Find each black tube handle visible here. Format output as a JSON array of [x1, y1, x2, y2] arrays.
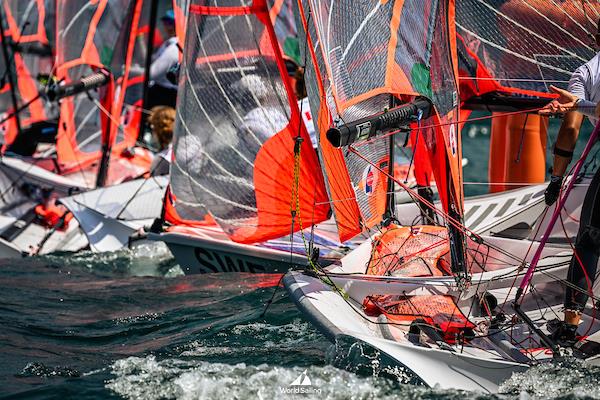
[[326, 97, 432, 148], [46, 70, 110, 101], [10, 42, 52, 57]]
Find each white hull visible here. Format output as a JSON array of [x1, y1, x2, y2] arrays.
[[0, 157, 90, 256], [396, 176, 585, 240], [149, 221, 345, 274], [283, 270, 528, 392], [150, 230, 310, 274], [279, 176, 597, 392], [60, 176, 168, 252], [151, 179, 583, 275]]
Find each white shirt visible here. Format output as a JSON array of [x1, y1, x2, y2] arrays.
[[568, 51, 600, 126], [150, 37, 179, 90], [150, 144, 172, 176]]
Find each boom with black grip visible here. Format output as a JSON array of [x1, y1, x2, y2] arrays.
[[326, 97, 432, 148], [10, 42, 52, 57], [46, 70, 110, 101]]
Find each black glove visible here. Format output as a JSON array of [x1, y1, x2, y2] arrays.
[[166, 63, 180, 86], [545, 175, 563, 206]]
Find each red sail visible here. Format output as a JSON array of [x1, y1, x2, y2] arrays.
[[0, 0, 54, 149], [456, 0, 600, 102], [55, 0, 151, 183]]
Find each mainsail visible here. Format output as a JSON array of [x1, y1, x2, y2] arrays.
[[168, 0, 330, 244], [0, 0, 55, 148], [297, 0, 462, 242], [456, 0, 600, 104], [55, 0, 151, 184]]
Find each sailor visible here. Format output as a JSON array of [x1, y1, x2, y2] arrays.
[[539, 21, 600, 344], [146, 10, 179, 109], [148, 106, 175, 176]]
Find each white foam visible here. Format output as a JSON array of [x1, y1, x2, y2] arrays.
[[41, 242, 177, 277], [105, 355, 443, 400], [499, 358, 600, 399]]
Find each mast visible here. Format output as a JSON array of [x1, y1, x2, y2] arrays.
[[95, 70, 114, 188], [384, 96, 396, 221], [447, 198, 468, 278], [137, 0, 159, 140], [0, 5, 22, 137], [95, 132, 111, 187]]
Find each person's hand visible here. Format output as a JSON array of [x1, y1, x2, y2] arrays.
[[545, 175, 563, 206], [539, 85, 579, 115]]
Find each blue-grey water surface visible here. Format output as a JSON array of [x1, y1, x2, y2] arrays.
[[2, 117, 600, 399]]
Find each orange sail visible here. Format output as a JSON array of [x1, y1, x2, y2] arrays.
[[0, 0, 55, 148], [54, 0, 151, 183], [172, 0, 190, 52], [297, 0, 463, 240], [456, 0, 600, 104], [166, 0, 330, 244]]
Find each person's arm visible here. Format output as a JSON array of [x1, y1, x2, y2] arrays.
[[552, 111, 584, 176], [541, 110, 584, 205], [540, 66, 589, 205], [547, 68, 590, 176]]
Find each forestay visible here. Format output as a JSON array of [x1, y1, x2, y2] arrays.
[[168, 0, 329, 244]]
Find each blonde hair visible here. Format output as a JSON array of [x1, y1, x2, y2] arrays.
[[149, 106, 175, 150]]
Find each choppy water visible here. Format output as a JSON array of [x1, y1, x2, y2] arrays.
[[2, 242, 600, 399], [3, 128, 600, 399]]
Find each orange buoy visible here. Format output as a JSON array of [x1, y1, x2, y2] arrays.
[[489, 114, 508, 193], [489, 113, 547, 193]]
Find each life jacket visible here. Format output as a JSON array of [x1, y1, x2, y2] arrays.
[[35, 203, 72, 231]]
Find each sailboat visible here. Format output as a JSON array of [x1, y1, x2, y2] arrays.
[[57, 0, 178, 253], [140, 0, 364, 273], [284, 0, 600, 393], [0, 0, 156, 256], [142, 0, 572, 274]]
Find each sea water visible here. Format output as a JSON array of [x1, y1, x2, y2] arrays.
[[1, 118, 600, 399]]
